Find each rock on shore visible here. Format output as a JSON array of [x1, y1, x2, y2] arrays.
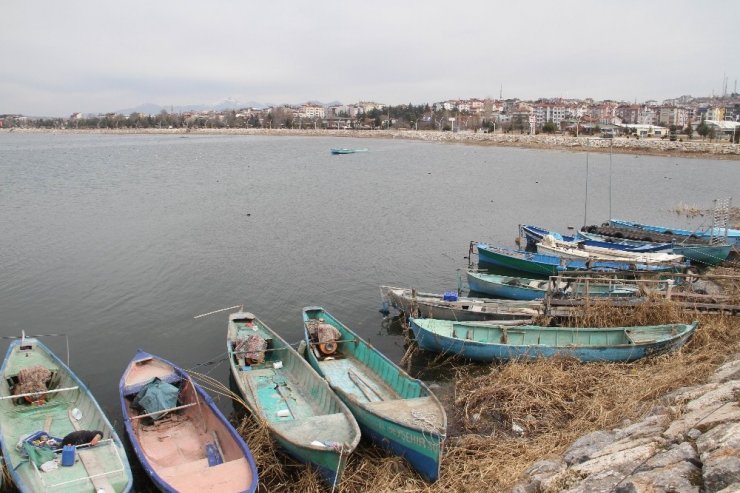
[[511, 355, 740, 492]]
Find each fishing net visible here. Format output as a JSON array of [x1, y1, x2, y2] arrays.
[[14, 365, 52, 401], [235, 334, 267, 364]]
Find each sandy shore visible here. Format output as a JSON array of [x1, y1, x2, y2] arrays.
[[3, 127, 739, 160]]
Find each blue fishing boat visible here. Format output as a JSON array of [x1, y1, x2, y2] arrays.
[[466, 271, 640, 301], [1, 335, 133, 493], [120, 351, 258, 493], [409, 318, 698, 363], [303, 306, 446, 482], [610, 219, 740, 247], [330, 148, 368, 155], [521, 224, 670, 253], [475, 243, 684, 278], [226, 311, 360, 486]]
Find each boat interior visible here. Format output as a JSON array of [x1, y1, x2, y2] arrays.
[[304, 309, 445, 432], [123, 356, 252, 492], [228, 317, 356, 446], [1, 340, 130, 492]]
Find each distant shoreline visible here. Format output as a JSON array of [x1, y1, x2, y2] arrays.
[[3, 127, 739, 160]]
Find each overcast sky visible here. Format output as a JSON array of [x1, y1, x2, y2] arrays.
[[2, 1, 739, 117]]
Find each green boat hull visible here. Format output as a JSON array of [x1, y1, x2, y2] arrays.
[[302, 306, 446, 482]]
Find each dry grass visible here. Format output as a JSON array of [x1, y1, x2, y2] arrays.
[[235, 300, 739, 493]]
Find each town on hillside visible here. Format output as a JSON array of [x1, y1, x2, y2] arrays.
[[2, 94, 739, 142]]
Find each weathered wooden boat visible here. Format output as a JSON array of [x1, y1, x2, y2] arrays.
[[330, 148, 368, 155], [521, 224, 670, 253], [302, 306, 447, 482], [536, 235, 686, 265], [380, 285, 542, 322], [408, 318, 698, 363], [609, 219, 740, 247], [227, 310, 360, 486], [475, 243, 684, 277], [0, 335, 133, 493], [120, 350, 258, 493], [579, 228, 732, 266], [466, 271, 640, 301]]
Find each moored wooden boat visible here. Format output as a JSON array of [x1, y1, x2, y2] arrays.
[[475, 243, 683, 277], [536, 235, 686, 264], [302, 306, 447, 482], [610, 218, 740, 246], [578, 229, 732, 267], [226, 310, 360, 486], [380, 285, 542, 322], [522, 224, 671, 252], [466, 271, 640, 301], [409, 318, 698, 363], [0, 335, 133, 493], [120, 350, 258, 493]]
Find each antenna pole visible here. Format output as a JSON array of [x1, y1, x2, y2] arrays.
[[583, 146, 590, 228]]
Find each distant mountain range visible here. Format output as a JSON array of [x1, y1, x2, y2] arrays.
[[114, 98, 344, 115]]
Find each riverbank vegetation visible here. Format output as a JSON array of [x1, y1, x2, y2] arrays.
[[227, 287, 739, 492]]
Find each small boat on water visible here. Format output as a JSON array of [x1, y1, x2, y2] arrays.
[[0, 335, 133, 493], [330, 148, 368, 155], [409, 318, 698, 363], [475, 243, 683, 277], [466, 271, 640, 301], [609, 218, 740, 247], [226, 310, 360, 486], [380, 285, 542, 322], [120, 350, 258, 493], [303, 306, 447, 482]]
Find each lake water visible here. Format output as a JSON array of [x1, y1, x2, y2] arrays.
[[1, 132, 737, 483]]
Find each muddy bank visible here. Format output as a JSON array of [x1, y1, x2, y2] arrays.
[[4, 128, 739, 160]]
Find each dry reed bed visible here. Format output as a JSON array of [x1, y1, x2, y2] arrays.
[[235, 300, 739, 493]]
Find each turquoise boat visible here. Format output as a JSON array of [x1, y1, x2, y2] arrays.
[[302, 306, 447, 482], [409, 318, 698, 363], [0, 336, 133, 493], [466, 271, 640, 301], [227, 310, 360, 486], [609, 219, 740, 247], [330, 148, 368, 155]]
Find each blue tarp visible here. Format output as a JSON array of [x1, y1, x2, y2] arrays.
[[132, 377, 179, 420]]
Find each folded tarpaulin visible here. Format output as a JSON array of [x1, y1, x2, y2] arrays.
[[132, 377, 179, 420]]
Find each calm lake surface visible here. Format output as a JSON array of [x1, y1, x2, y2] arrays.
[[1, 132, 737, 448]]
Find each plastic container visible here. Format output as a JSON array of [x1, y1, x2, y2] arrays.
[[443, 291, 458, 302], [61, 445, 76, 467]]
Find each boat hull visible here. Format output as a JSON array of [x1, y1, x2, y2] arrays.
[[466, 271, 546, 300], [610, 219, 740, 246], [120, 351, 258, 493], [409, 319, 698, 363], [0, 338, 133, 493], [226, 312, 359, 487], [303, 306, 446, 482], [380, 286, 541, 322]]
